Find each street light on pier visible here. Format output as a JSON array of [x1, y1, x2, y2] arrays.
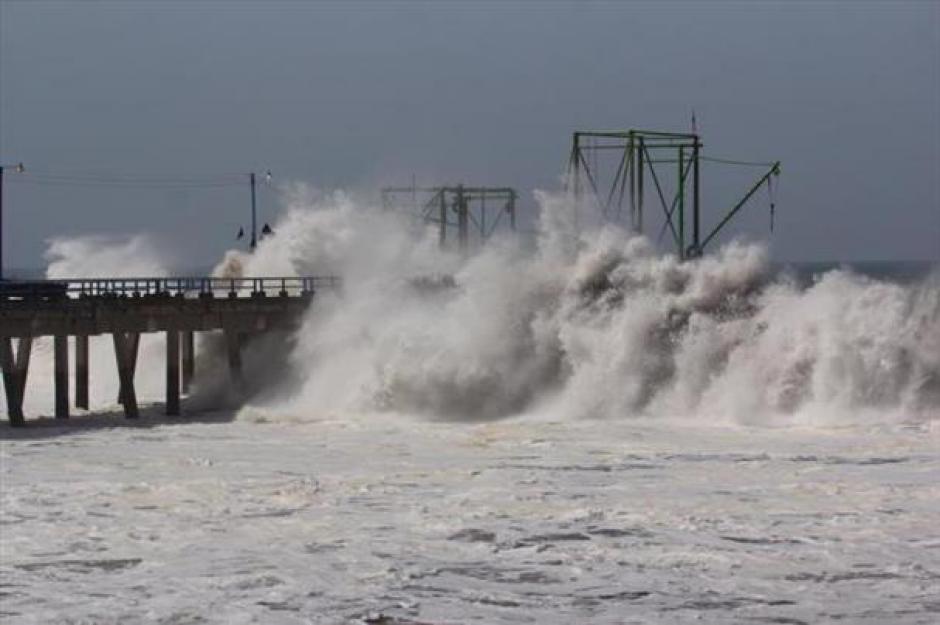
[[239, 170, 273, 251]]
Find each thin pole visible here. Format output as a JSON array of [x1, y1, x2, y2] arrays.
[[692, 138, 700, 255], [249, 172, 257, 250], [678, 146, 685, 259], [572, 133, 581, 199], [618, 147, 631, 221], [629, 133, 636, 231], [699, 162, 780, 251], [637, 136, 645, 234]]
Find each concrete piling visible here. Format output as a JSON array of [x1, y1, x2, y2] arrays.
[[181, 330, 195, 392], [113, 332, 140, 419], [166, 329, 180, 416], [75, 334, 89, 409], [1, 337, 31, 426], [117, 333, 140, 406], [54, 334, 69, 419]]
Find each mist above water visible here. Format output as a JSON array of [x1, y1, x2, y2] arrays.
[[21, 187, 940, 427], [215, 188, 940, 426]]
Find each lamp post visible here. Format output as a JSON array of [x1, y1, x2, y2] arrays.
[[247, 170, 272, 251], [249, 172, 257, 250], [0, 162, 25, 281]]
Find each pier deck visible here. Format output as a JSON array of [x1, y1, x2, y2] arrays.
[[1, 276, 338, 426]]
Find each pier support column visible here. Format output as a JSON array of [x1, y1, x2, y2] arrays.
[[113, 332, 139, 419], [166, 329, 180, 416], [1, 338, 20, 425], [181, 331, 195, 392], [75, 335, 89, 410], [117, 333, 140, 406], [54, 334, 69, 419], [225, 330, 244, 386], [1, 336, 32, 426]]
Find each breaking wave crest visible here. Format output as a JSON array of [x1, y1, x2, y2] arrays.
[[24, 188, 939, 426], [216, 189, 939, 426]]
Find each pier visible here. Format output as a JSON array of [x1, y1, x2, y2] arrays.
[[1, 276, 338, 426]]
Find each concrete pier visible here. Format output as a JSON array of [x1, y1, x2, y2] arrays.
[[1, 276, 337, 426]]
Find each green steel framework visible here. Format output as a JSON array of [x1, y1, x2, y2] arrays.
[[382, 185, 517, 252], [565, 130, 780, 259]]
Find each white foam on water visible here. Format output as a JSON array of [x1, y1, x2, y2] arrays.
[[2, 415, 938, 624]]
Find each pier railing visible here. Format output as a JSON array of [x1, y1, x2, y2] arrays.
[[0, 276, 340, 301]]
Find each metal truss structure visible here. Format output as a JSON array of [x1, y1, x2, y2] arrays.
[[565, 129, 780, 259], [382, 185, 517, 252]]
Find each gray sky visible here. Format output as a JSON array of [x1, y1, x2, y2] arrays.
[[1, 0, 938, 272]]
